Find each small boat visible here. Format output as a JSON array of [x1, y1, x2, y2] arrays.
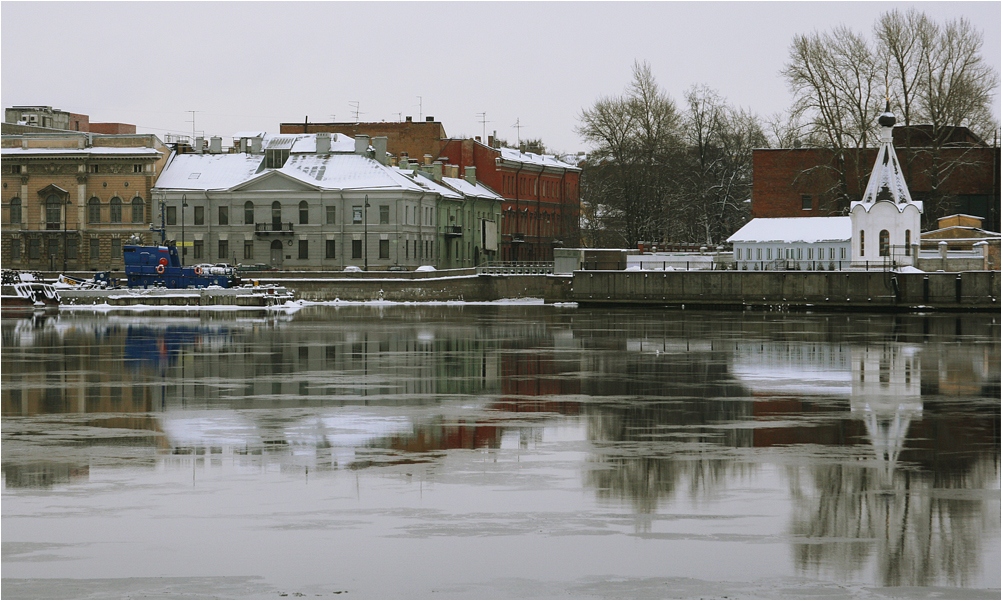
[[1, 270, 60, 317]]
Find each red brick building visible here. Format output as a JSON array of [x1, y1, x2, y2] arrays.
[[279, 117, 446, 165], [752, 128, 1000, 232], [440, 138, 581, 262]]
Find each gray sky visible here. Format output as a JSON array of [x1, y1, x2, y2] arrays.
[[2, 1, 999, 153]]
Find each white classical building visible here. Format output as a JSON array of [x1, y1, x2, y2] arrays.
[[849, 106, 923, 267], [728, 216, 851, 270]]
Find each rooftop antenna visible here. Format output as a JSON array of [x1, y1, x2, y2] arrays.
[[330, 114, 336, 122], [476, 112, 491, 142], [186, 110, 199, 141], [417, 96, 423, 121], [512, 118, 524, 147], [349, 101, 363, 122]]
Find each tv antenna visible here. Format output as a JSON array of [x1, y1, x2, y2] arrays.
[[476, 112, 492, 142], [349, 101, 363, 122], [416, 96, 423, 121], [512, 118, 525, 146], [186, 110, 200, 141]]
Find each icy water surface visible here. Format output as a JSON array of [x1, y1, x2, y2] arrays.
[[2, 306, 999, 599]]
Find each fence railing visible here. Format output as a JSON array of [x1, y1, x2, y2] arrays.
[[477, 261, 554, 275]]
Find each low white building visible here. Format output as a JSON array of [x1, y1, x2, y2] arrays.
[[728, 216, 851, 270]]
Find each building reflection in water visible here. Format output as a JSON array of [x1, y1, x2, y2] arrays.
[[1, 309, 997, 587]]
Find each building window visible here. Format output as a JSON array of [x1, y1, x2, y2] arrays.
[[194, 206, 204, 225], [829, 247, 835, 259], [352, 239, 362, 258], [133, 164, 143, 173], [10, 165, 21, 174], [735, 248, 741, 260], [797, 247, 803, 260], [11, 238, 21, 260], [9, 197, 22, 224], [766, 248, 772, 260], [298, 239, 309, 259], [326, 206, 336, 225], [801, 194, 812, 210], [756, 248, 761, 260], [299, 201, 309, 225], [47, 195, 63, 228], [131, 197, 145, 223], [218, 239, 229, 261], [379, 205, 389, 224], [807, 247, 813, 260], [244, 201, 254, 225], [218, 205, 228, 226], [244, 240, 254, 260], [905, 230, 911, 256], [86, 197, 100, 224], [379, 239, 389, 259], [352, 206, 363, 224], [860, 230, 865, 256], [111, 238, 121, 259], [28, 238, 40, 259], [840, 247, 846, 260], [271, 202, 282, 230], [879, 230, 890, 257], [90, 238, 100, 261], [166, 205, 177, 225], [193, 240, 203, 259], [89, 164, 99, 174], [325, 239, 336, 259], [66, 238, 78, 259]]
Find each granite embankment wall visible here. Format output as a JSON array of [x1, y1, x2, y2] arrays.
[[570, 270, 1000, 311], [252, 273, 571, 302], [198, 269, 1000, 311]]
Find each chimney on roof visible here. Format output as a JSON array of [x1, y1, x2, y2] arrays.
[[372, 136, 388, 165], [400, 157, 410, 170], [406, 116, 413, 123], [251, 136, 262, 154], [432, 161, 443, 182], [423, 154, 433, 165], [316, 132, 331, 154], [426, 116, 434, 122], [487, 135, 494, 148], [195, 136, 204, 154], [465, 166, 476, 185], [209, 136, 222, 154], [355, 134, 370, 156], [475, 136, 481, 143]]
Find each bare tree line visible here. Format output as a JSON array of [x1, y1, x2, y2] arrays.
[[578, 9, 998, 246]]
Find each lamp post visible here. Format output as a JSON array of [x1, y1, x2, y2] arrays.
[[62, 197, 71, 272], [181, 194, 188, 266], [363, 194, 370, 271]]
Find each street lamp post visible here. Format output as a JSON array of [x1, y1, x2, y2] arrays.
[[62, 198, 71, 272], [181, 194, 188, 266], [363, 194, 370, 271]]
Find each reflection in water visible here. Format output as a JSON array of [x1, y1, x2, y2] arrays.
[[2, 308, 998, 589]]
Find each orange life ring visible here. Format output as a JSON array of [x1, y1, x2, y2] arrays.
[[194, 266, 203, 276], [155, 264, 165, 275], [159, 257, 168, 266]]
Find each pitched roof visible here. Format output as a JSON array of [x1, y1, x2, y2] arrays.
[[727, 217, 851, 244]]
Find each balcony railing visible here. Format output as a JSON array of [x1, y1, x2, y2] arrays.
[[510, 232, 525, 243], [255, 222, 294, 235], [444, 225, 463, 237]]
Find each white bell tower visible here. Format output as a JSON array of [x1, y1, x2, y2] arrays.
[[850, 103, 923, 267]]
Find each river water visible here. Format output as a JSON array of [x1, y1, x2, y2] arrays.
[[2, 305, 999, 599]]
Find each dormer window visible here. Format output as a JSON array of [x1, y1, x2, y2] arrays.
[[266, 149, 290, 169]]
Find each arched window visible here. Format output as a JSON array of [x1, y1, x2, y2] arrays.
[[859, 230, 865, 256], [110, 197, 122, 223], [9, 197, 21, 224], [244, 201, 255, 225], [271, 201, 282, 231], [904, 230, 911, 256], [131, 197, 145, 223], [299, 200, 309, 225], [88, 197, 101, 223], [46, 195, 62, 228], [879, 230, 890, 257]]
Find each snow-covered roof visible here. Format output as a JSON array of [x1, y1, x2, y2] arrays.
[[1, 146, 161, 157], [498, 147, 581, 171], [395, 169, 462, 199], [232, 131, 266, 140], [727, 217, 851, 244], [442, 176, 502, 200], [154, 152, 265, 190], [281, 154, 424, 192], [290, 133, 355, 154]]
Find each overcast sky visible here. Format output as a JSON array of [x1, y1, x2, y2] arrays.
[[2, 1, 999, 153]]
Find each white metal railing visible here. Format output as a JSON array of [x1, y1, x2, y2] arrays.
[[477, 261, 554, 275]]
